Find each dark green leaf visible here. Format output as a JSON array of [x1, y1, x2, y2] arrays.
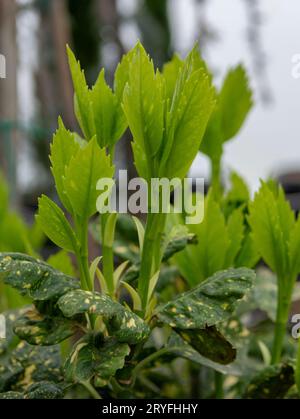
[[162, 226, 197, 262], [25, 381, 64, 399], [106, 308, 149, 345], [65, 335, 130, 382], [58, 289, 121, 317], [156, 268, 255, 329], [0, 308, 26, 355], [167, 329, 253, 376], [58, 289, 150, 344], [244, 363, 295, 399], [13, 308, 76, 345], [0, 253, 79, 301], [176, 326, 236, 365], [0, 391, 24, 399], [0, 341, 62, 392], [0, 360, 23, 392]]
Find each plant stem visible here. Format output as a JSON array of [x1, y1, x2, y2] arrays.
[[137, 214, 155, 310], [80, 381, 102, 399], [271, 280, 293, 364], [214, 371, 224, 399], [75, 218, 91, 291], [101, 212, 115, 296], [271, 319, 287, 365], [74, 217, 96, 329], [102, 243, 114, 294], [132, 347, 171, 378], [138, 211, 166, 313], [110, 377, 126, 395]]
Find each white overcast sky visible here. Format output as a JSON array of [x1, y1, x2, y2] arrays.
[[169, 0, 300, 191]]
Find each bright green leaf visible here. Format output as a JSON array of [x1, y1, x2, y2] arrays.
[[248, 181, 294, 279], [67, 46, 95, 139], [161, 48, 215, 179], [50, 117, 82, 213], [224, 208, 245, 267], [47, 250, 76, 277], [219, 65, 253, 142], [36, 195, 77, 253], [123, 42, 164, 161], [91, 70, 126, 148], [64, 137, 114, 219], [162, 54, 184, 102]]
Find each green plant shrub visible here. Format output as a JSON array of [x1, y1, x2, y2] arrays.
[[0, 43, 299, 399]]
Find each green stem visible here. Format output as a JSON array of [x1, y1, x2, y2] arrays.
[[271, 280, 293, 364], [214, 371, 224, 399], [137, 214, 155, 310], [132, 347, 171, 378], [296, 336, 300, 395], [74, 217, 96, 329], [80, 381, 102, 399], [101, 213, 115, 297], [75, 218, 91, 291], [138, 212, 166, 313], [110, 377, 126, 395]]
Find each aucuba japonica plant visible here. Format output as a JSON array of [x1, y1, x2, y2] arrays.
[[0, 42, 299, 400]]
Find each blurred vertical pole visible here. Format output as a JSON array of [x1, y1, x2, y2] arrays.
[[98, 0, 124, 59], [50, 0, 76, 129], [0, 0, 18, 204], [139, 0, 172, 66], [36, 0, 76, 133], [97, 0, 136, 180], [67, 0, 100, 84]]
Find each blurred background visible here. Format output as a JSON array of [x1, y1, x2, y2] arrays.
[[1, 0, 300, 216]]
